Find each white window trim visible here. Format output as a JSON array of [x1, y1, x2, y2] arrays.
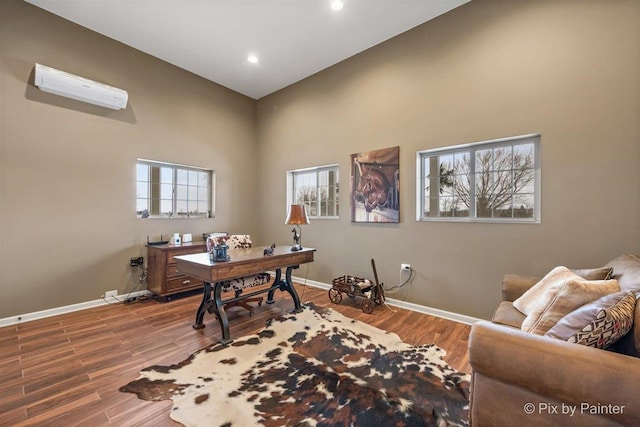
[[137, 158, 215, 219], [286, 164, 339, 219], [415, 134, 541, 223]]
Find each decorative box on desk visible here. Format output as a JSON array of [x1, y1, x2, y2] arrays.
[[147, 242, 207, 300]]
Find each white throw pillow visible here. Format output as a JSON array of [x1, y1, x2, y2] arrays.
[[521, 278, 620, 335], [513, 266, 582, 315]]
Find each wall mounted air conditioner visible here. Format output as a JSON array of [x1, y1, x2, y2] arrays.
[[34, 63, 128, 110]]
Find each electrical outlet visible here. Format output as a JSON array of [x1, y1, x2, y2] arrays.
[[105, 290, 117, 298], [130, 256, 144, 267], [401, 264, 411, 271]]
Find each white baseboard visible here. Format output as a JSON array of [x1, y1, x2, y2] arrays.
[[295, 276, 481, 325], [0, 290, 153, 328], [0, 277, 481, 328]]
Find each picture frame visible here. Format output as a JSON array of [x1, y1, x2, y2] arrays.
[[350, 146, 400, 223]]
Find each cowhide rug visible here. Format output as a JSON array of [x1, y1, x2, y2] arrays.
[[120, 303, 470, 427]]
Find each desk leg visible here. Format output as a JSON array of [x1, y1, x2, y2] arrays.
[[266, 267, 302, 312], [192, 281, 211, 329], [212, 282, 233, 345], [284, 265, 303, 312], [266, 269, 282, 305]]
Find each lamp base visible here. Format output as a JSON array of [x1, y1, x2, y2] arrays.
[[291, 244, 302, 252]]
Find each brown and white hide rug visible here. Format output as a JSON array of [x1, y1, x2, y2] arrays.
[[120, 303, 470, 427]]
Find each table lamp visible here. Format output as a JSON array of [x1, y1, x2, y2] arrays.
[[285, 204, 310, 251]]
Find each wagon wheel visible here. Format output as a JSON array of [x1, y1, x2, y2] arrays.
[[328, 288, 342, 304], [361, 299, 374, 314], [372, 287, 384, 305]]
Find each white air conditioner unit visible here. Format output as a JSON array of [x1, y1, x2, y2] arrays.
[[34, 63, 128, 110]]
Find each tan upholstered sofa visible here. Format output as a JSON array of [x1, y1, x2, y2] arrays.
[[468, 254, 640, 426]]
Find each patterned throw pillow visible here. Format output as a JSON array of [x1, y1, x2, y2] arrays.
[[546, 291, 637, 349]]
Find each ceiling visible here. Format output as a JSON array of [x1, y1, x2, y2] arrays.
[[25, 0, 470, 99]]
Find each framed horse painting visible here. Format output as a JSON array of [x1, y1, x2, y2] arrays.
[[350, 146, 399, 223]]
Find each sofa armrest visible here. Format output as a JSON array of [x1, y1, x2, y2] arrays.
[[469, 321, 640, 425], [501, 274, 539, 302]]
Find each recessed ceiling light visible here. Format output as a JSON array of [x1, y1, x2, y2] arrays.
[[247, 54, 259, 64], [330, 1, 344, 11]]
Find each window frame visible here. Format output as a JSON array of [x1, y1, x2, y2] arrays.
[[136, 158, 215, 219], [286, 164, 339, 219], [416, 134, 541, 223]]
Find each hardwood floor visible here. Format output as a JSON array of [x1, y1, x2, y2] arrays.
[[0, 284, 471, 426]]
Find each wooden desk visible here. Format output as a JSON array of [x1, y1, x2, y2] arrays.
[[175, 246, 315, 344]]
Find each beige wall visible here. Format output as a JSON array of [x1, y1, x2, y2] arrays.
[[256, 0, 640, 318], [0, 0, 258, 317], [1, 0, 639, 321]]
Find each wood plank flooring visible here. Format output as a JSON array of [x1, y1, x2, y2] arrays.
[[0, 284, 471, 426]]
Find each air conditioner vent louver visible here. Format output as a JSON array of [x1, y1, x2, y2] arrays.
[[34, 63, 128, 110]]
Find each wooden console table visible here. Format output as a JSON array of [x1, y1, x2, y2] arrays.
[[174, 246, 315, 344]]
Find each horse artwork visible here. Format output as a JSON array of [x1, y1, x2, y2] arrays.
[[350, 146, 400, 222]]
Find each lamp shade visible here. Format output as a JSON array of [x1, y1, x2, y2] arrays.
[[285, 204, 310, 225]]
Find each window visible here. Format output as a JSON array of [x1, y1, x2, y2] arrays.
[[136, 159, 214, 218], [417, 134, 540, 222], [287, 165, 339, 218]]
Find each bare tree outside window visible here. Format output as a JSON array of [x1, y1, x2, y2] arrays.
[[417, 134, 540, 222]]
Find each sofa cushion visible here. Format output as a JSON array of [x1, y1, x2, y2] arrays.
[[501, 274, 541, 302], [492, 301, 526, 328], [521, 279, 620, 335], [606, 254, 640, 292], [571, 266, 613, 281], [545, 291, 636, 349]]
